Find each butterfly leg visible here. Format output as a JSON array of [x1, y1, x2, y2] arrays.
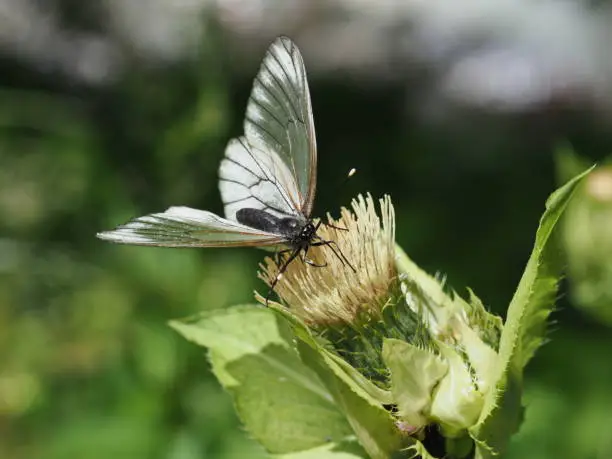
[[314, 218, 348, 232], [322, 221, 349, 232], [311, 238, 357, 273], [301, 246, 327, 268], [266, 247, 301, 306], [273, 249, 292, 268]]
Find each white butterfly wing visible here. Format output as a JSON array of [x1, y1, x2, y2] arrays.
[[219, 137, 301, 221], [96, 206, 284, 247], [219, 36, 317, 221]]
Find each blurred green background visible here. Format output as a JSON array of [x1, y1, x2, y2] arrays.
[[2, 2, 612, 458]]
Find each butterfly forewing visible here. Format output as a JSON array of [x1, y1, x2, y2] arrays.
[[242, 36, 317, 216], [97, 206, 284, 247]]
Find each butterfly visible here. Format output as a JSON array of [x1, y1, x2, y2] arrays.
[[97, 36, 354, 301]]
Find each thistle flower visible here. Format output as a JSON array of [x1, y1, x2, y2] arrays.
[[258, 192, 500, 439], [258, 193, 397, 327]]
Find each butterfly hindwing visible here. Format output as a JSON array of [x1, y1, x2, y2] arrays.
[[219, 137, 300, 221], [97, 206, 283, 247]]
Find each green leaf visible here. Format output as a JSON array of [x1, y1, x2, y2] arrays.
[[506, 166, 593, 370], [381, 338, 447, 430], [271, 304, 393, 406], [395, 246, 502, 350], [319, 346, 394, 406], [273, 438, 368, 458], [458, 323, 498, 396], [465, 287, 503, 349], [430, 342, 484, 438], [297, 341, 403, 459], [395, 245, 453, 312], [471, 370, 523, 459], [406, 439, 441, 459], [445, 435, 476, 459], [471, 167, 593, 453], [269, 304, 403, 459], [170, 305, 352, 454]]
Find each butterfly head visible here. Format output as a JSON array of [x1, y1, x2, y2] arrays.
[[277, 217, 316, 247], [299, 221, 317, 241]]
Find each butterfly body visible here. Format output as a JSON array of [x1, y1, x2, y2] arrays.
[[235, 207, 313, 247]]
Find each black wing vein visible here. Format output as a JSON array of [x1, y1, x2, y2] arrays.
[[236, 137, 294, 212]]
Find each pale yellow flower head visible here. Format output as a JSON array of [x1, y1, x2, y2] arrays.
[[257, 194, 396, 327]]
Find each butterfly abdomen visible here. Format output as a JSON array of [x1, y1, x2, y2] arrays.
[[235, 208, 305, 239]]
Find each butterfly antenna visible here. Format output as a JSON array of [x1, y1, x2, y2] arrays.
[[323, 168, 357, 232], [338, 168, 357, 193]]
